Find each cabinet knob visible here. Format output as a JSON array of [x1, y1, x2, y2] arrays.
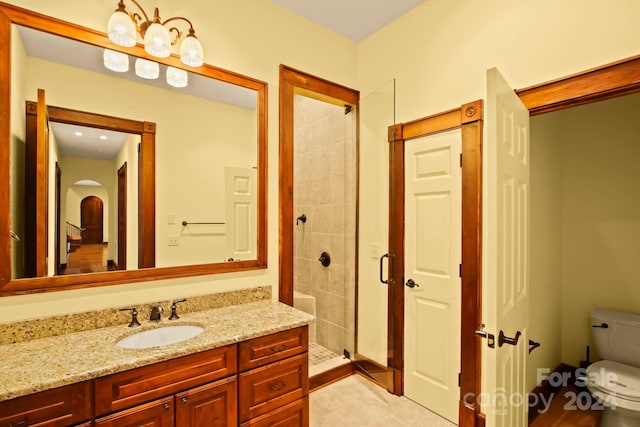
[[181, 396, 188, 405], [164, 403, 171, 412], [270, 344, 287, 353], [270, 381, 286, 392]]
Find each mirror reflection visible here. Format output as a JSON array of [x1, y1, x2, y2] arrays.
[[10, 24, 259, 280]]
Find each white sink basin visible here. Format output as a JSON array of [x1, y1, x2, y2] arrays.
[[116, 325, 204, 349]]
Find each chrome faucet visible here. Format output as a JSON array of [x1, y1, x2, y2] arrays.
[[150, 305, 164, 322]]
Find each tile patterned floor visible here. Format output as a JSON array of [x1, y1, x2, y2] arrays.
[[309, 343, 341, 366], [308, 342, 351, 377], [310, 374, 456, 426]]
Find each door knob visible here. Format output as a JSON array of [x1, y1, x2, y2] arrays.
[[405, 279, 420, 288], [474, 323, 495, 348], [498, 330, 521, 347], [528, 339, 541, 354]]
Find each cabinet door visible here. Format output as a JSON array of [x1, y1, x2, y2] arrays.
[[240, 397, 309, 427], [175, 377, 237, 426], [95, 396, 173, 427], [0, 382, 91, 427], [239, 353, 308, 422]]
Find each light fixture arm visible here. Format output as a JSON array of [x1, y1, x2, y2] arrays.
[[163, 17, 197, 45], [116, 0, 196, 42]]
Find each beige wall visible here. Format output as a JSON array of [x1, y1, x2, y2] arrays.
[[0, 0, 356, 321]]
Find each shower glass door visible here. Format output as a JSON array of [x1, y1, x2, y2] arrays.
[[355, 79, 398, 392]]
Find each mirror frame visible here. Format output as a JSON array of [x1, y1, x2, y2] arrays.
[[0, 2, 268, 295]]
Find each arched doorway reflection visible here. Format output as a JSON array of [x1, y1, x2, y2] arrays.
[[81, 195, 103, 244]]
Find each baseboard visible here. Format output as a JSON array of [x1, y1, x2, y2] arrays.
[[309, 361, 355, 392], [528, 363, 576, 423]]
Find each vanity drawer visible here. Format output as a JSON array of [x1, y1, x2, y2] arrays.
[[95, 396, 173, 427], [238, 352, 308, 422], [240, 397, 309, 427], [95, 344, 236, 415], [0, 381, 91, 427], [239, 326, 308, 370]]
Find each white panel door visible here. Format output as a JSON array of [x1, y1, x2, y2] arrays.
[[225, 166, 256, 260], [482, 68, 530, 427], [404, 129, 462, 424]]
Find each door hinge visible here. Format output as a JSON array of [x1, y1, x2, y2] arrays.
[[458, 372, 461, 387], [137, 142, 141, 152], [459, 264, 462, 278], [459, 153, 463, 167]]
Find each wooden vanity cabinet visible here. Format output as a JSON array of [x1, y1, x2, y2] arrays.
[[238, 326, 309, 426], [0, 326, 309, 427], [0, 381, 91, 427]]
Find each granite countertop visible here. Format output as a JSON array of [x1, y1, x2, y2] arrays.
[[0, 300, 314, 403]]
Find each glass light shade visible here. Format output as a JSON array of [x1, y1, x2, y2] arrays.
[[103, 49, 129, 72], [180, 35, 204, 67], [135, 58, 160, 79], [144, 23, 171, 58], [166, 66, 188, 88], [107, 10, 136, 47]]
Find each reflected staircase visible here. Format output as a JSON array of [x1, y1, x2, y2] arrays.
[[66, 221, 84, 253]]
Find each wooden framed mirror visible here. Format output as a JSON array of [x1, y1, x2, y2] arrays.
[[0, 2, 267, 295]]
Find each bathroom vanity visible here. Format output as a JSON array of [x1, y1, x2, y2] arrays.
[[0, 300, 312, 426]]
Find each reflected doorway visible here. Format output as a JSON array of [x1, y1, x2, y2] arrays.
[[81, 195, 103, 244]]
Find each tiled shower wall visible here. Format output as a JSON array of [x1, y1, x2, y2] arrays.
[[293, 95, 356, 357]]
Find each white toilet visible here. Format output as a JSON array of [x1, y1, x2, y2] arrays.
[[587, 308, 640, 427]]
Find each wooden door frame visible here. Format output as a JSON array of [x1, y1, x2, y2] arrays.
[[388, 54, 640, 427], [117, 162, 127, 270], [278, 65, 360, 306], [24, 89, 48, 277], [54, 162, 61, 275], [278, 65, 361, 388], [388, 101, 484, 420]]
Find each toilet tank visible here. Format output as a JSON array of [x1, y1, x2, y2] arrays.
[[591, 308, 640, 368]]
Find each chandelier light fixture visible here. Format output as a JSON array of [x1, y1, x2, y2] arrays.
[[135, 57, 159, 79], [104, 0, 203, 87], [103, 49, 129, 72], [107, 0, 204, 66], [166, 66, 188, 88]]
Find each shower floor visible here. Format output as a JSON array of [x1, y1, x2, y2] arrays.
[[309, 342, 350, 377]]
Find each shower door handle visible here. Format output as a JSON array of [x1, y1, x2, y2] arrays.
[[379, 253, 394, 285]]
